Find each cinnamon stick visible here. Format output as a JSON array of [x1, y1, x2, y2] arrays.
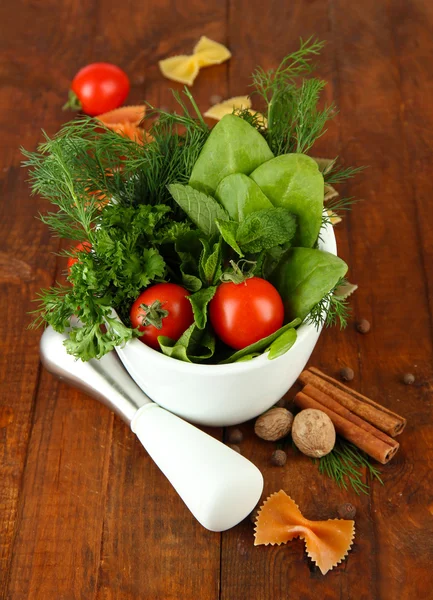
[[294, 390, 399, 464], [299, 367, 406, 437]]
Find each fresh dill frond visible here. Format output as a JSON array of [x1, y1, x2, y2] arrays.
[[250, 38, 334, 155], [324, 164, 366, 185], [251, 36, 325, 104], [315, 438, 383, 494], [306, 277, 350, 330]]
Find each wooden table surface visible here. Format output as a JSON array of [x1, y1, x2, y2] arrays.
[[1, 1, 433, 598]]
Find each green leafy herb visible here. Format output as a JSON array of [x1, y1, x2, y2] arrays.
[[220, 318, 301, 364], [251, 37, 335, 155], [168, 183, 228, 236], [306, 276, 350, 329], [199, 238, 223, 285], [267, 327, 297, 359], [188, 286, 217, 329], [158, 324, 215, 362], [216, 208, 296, 256], [315, 438, 383, 494]]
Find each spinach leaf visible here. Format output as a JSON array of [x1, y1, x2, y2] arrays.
[[268, 327, 297, 360], [219, 318, 301, 364], [158, 324, 215, 362], [168, 183, 228, 237], [236, 208, 297, 253], [188, 286, 217, 329]]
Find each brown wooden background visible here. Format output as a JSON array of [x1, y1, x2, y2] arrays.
[[1, 0, 433, 598]]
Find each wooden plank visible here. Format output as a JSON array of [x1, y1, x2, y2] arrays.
[[220, 2, 378, 599], [0, 0, 97, 595], [330, 0, 433, 598], [92, 3, 228, 598], [4, 0, 227, 597]]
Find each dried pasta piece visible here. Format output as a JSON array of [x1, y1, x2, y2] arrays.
[[204, 96, 251, 120], [324, 183, 339, 203], [254, 490, 355, 575], [311, 156, 337, 175], [159, 55, 200, 86], [327, 209, 342, 225], [97, 105, 152, 144], [334, 281, 358, 299], [193, 36, 232, 66]]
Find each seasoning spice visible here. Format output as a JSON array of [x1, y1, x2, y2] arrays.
[[337, 503, 356, 520], [227, 428, 243, 444], [254, 408, 294, 441], [340, 367, 354, 381], [403, 373, 415, 385], [292, 409, 336, 458], [299, 367, 407, 437], [356, 319, 371, 334], [271, 449, 287, 466], [228, 444, 241, 454], [295, 367, 406, 464]]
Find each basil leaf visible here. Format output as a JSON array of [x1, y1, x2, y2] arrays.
[[168, 183, 228, 237], [215, 219, 243, 256], [158, 324, 215, 363], [268, 328, 297, 360], [181, 271, 202, 292], [219, 318, 302, 364], [188, 286, 217, 329], [236, 208, 297, 254], [235, 353, 261, 362]]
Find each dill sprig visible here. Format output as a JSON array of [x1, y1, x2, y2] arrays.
[[251, 37, 335, 155], [315, 438, 383, 494], [306, 277, 350, 330], [324, 164, 366, 185]]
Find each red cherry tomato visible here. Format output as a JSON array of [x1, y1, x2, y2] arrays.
[[67, 241, 92, 274], [130, 283, 194, 351], [209, 277, 284, 350], [68, 63, 130, 116]]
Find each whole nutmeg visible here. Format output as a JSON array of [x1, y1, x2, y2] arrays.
[[292, 409, 336, 458], [337, 503, 356, 520], [271, 449, 287, 466], [254, 408, 294, 441]]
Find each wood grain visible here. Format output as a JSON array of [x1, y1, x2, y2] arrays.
[[1, 0, 433, 598]]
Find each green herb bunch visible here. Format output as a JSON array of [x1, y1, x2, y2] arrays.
[[26, 38, 361, 362]]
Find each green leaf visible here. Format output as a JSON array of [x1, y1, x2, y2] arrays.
[[189, 114, 274, 195], [167, 183, 228, 237], [188, 286, 217, 329], [271, 247, 348, 321], [158, 324, 215, 362], [236, 207, 297, 253], [250, 154, 324, 248], [215, 173, 273, 221], [215, 219, 243, 256], [235, 353, 261, 362], [181, 271, 202, 292], [199, 238, 222, 285], [219, 318, 301, 364], [268, 327, 297, 360]]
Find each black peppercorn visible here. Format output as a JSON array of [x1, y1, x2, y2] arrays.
[[340, 367, 354, 381], [337, 503, 356, 520], [356, 319, 371, 334], [228, 444, 241, 454], [271, 449, 287, 466], [227, 428, 243, 444], [403, 373, 415, 385]]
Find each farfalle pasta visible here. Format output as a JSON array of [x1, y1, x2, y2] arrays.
[[254, 490, 355, 575], [97, 105, 151, 143], [159, 36, 231, 86]]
